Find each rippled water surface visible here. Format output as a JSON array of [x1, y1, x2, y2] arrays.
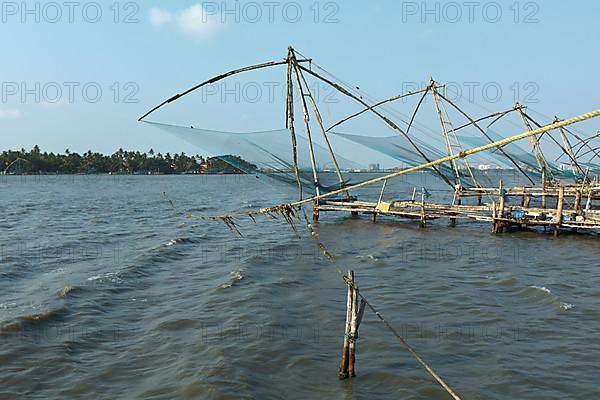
[[1, 174, 599, 399]]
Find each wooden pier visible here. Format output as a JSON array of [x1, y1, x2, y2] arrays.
[[316, 181, 600, 236]]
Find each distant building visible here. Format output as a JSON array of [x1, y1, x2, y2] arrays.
[[558, 163, 573, 172], [477, 164, 501, 171], [368, 163, 381, 172]]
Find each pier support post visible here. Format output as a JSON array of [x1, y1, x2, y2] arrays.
[[554, 186, 564, 237], [524, 188, 531, 208], [420, 189, 426, 228], [494, 180, 505, 233], [574, 190, 582, 213]]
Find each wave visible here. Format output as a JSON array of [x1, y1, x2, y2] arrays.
[[356, 254, 380, 262], [219, 270, 244, 289], [87, 272, 123, 284], [530, 285, 551, 294], [57, 285, 83, 299], [526, 285, 574, 311], [1, 304, 68, 333]]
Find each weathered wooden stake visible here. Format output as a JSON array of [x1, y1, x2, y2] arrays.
[[339, 270, 353, 379], [554, 186, 564, 237], [420, 188, 426, 228], [574, 190, 582, 213], [494, 179, 505, 233], [541, 171, 547, 209], [524, 188, 531, 208], [348, 283, 359, 377], [339, 270, 365, 379]]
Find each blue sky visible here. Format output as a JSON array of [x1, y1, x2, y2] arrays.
[[1, 0, 599, 156]]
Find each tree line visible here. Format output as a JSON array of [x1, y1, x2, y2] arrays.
[[1, 146, 257, 174]]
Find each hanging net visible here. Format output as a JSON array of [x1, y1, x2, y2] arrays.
[[145, 122, 366, 195]]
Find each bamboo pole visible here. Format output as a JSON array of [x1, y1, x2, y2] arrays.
[[405, 85, 431, 136], [554, 186, 565, 237], [339, 270, 354, 379], [524, 113, 586, 180], [496, 179, 505, 233], [432, 83, 480, 188], [293, 53, 347, 192], [585, 190, 592, 213], [139, 58, 311, 121], [348, 282, 359, 377], [298, 65, 455, 188], [555, 116, 583, 179], [420, 188, 426, 228], [373, 179, 388, 223], [575, 189, 582, 213], [541, 170, 547, 209], [327, 87, 429, 132], [449, 107, 516, 134], [432, 85, 461, 185], [290, 53, 321, 220], [282, 110, 600, 209], [437, 92, 535, 185], [516, 104, 553, 184], [286, 49, 303, 198]]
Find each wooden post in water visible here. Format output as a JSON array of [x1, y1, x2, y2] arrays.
[[541, 170, 547, 209], [450, 189, 458, 227], [554, 186, 564, 237], [420, 188, 426, 228], [494, 180, 505, 233], [348, 282, 359, 377], [339, 270, 353, 379], [339, 270, 365, 379], [574, 189, 582, 213]]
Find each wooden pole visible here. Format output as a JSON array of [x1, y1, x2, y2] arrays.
[[286, 48, 302, 198], [339, 270, 353, 379], [139, 58, 311, 121], [326, 87, 429, 132], [290, 52, 321, 220], [338, 271, 365, 379], [541, 170, 547, 209], [496, 179, 505, 233], [298, 65, 456, 188], [524, 188, 531, 208], [574, 189, 582, 213], [348, 282, 359, 377], [294, 55, 347, 192], [437, 92, 535, 185], [517, 104, 552, 184], [432, 84, 461, 186], [431, 83, 479, 188], [420, 188, 426, 228], [585, 190, 592, 213], [554, 186, 564, 237]]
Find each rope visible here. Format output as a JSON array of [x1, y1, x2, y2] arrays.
[[299, 209, 462, 400]]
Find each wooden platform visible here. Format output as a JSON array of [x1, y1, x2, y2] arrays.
[[316, 183, 600, 236]]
